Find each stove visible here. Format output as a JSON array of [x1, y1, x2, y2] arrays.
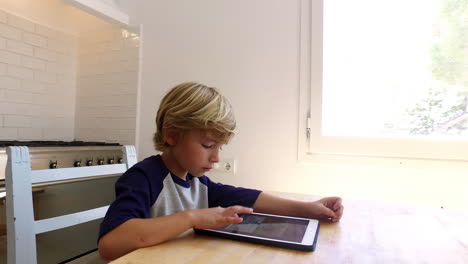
[[0, 141, 128, 263], [0, 141, 124, 184]]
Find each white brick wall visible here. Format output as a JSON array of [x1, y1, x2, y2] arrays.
[[0, 11, 138, 144], [35, 24, 57, 39], [6, 39, 33, 56], [75, 27, 139, 145], [0, 23, 21, 40], [4, 115, 32, 127], [0, 76, 20, 90], [34, 47, 57, 61], [23, 32, 47, 48], [0, 11, 77, 140], [4, 89, 33, 103], [0, 50, 21, 64], [21, 55, 46, 70], [0, 127, 17, 140], [7, 14, 34, 32], [0, 10, 6, 23], [18, 127, 41, 139], [7, 65, 33, 80], [0, 37, 5, 49]]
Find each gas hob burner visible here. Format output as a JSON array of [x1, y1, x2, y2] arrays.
[[0, 141, 121, 147]]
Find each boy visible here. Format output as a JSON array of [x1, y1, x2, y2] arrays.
[[98, 82, 344, 261]]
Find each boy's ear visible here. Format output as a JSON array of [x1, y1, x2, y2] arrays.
[[163, 128, 179, 146]]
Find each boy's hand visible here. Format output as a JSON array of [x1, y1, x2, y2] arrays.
[[307, 197, 344, 222], [187, 206, 253, 229]]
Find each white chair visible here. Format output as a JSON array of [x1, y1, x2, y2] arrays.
[[5, 145, 137, 264]]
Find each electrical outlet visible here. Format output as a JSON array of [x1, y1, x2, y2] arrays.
[[212, 159, 236, 175]]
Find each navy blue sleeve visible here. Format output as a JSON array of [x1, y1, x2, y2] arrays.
[[199, 176, 262, 208], [98, 164, 163, 240]]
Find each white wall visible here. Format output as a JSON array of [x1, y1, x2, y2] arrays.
[[136, 0, 468, 210], [0, 3, 139, 144], [0, 9, 76, 140], [75, 27, 139, 145]]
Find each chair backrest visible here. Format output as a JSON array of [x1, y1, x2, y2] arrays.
[[5, 145, 137, 264]]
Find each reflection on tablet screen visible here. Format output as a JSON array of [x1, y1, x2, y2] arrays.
[[214, 214, 308, 242]]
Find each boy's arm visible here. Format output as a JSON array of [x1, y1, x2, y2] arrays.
[[252, 192, 344, 222], [98, 206, 253, 261]]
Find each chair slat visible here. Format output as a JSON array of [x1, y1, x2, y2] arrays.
[[6, 146, 37, 264], [35, 206, 110, 234], [31, 164, 127, 184]]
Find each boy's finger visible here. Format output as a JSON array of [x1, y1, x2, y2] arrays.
[[225, 216, 244, 224], [323, 207, 336, 219], [225, 206, 253, 216], [333, 198, 342, 211], [335, 206, 344, 219]]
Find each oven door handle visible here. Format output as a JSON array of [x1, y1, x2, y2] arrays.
[[0, 173, 120, 192]]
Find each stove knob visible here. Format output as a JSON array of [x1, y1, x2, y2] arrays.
[[108, 158, 115, 164], [97, 159, 104, 165], [49, 161, 58, 169], [74, 160, 82, 167], [118, 158, 123, 164], [86, 160, 94, 166]]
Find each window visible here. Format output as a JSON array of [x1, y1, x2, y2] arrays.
[[300, 0, 468, 160]]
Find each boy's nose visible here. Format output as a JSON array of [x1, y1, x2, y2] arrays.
[[209, 151, 220, 163]]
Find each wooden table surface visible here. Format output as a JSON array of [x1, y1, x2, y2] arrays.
[[111, 193, 468, 264]]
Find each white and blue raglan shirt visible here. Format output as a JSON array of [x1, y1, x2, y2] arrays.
[[98, 155, 262, 239]]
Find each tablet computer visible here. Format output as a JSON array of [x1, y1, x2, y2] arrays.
[[194, 212, 320, 251]]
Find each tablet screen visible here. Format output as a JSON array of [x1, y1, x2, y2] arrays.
[[213, 214, 309, 243]]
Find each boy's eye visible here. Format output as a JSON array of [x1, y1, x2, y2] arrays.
[[202, 144, 222, 150]]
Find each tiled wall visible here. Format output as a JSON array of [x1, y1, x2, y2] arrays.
[[0, 10, 77, 140], [0, 9, 139, 145], [75, 27, 139, 145]]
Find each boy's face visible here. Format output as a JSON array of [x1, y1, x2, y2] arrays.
[[165, 128, 223, 178]]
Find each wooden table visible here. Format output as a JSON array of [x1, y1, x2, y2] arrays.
[[111, 193, 468, 264]]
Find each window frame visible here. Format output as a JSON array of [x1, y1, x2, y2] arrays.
[[298, 0, 468, 162]]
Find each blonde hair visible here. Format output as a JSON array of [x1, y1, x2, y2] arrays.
[[153, 82, 236, 152]]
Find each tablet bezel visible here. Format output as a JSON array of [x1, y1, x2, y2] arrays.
[[194, 212, 320, 251]]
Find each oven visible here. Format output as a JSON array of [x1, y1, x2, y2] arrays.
[[0, 141, 125, 263]]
